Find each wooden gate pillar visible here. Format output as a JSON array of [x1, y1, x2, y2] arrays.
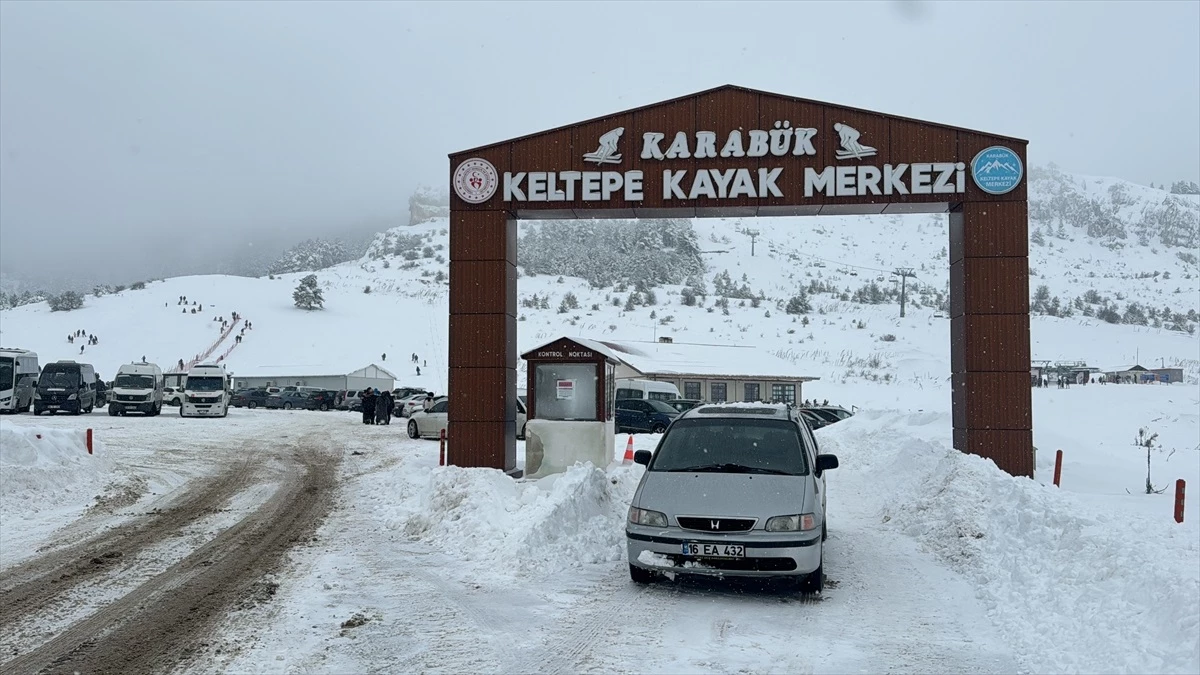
[[949, 201, 1033, 477], [447, 209, 518, 472]]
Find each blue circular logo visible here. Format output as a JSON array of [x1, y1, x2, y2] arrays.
[[970, 146, 1024, 195]]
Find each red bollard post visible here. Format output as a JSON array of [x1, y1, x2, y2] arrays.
[[1175, 480, 1186, 524], [86, 428, 93, 455], [1053, 449, 1062, 487], [439, 429, 446, 466]]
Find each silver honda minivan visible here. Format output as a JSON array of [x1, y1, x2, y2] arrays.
[[625, 403, 839, 593]]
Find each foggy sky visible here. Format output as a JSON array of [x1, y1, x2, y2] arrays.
[[1, 1, 1197, 285]]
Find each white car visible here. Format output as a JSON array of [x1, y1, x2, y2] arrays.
[[406, 396, 530, 440], [407, 397, 448, 439], [397, 394, 429, 417]]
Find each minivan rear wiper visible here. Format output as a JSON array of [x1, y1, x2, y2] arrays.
[[668, 463, 793, 475]]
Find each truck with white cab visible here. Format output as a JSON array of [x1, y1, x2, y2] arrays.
[[180, 363, 230, 418], [109, 362, 164, 416], [0, 348, 39, 413]]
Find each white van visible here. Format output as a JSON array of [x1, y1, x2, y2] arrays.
[[0, 348, 39, 413], [615, 378, 681, 402], [110, 362, 164, 416], [180, 363, 230, 418]]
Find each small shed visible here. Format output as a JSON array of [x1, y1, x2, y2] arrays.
[[1103, 365, 1151, 383], [520, 337, 621, 422], [1149, 367, 1185, 383]]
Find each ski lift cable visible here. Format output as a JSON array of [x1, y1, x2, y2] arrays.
[[780, 246, 897, 275]]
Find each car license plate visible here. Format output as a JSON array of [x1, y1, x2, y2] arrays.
[[682, 543, 745, 558], [48, 405, 59, 409]]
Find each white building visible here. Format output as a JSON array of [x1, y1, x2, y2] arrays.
[[597, 339, 820, 404], [232, 363, 397, 393], [517, 337, 820, 405]]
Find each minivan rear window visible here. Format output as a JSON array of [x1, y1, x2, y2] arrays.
[[650, 418, 808, 475]]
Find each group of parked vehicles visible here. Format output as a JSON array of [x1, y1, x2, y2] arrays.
[[0, 348, 232, 418], [615, 398, 853, 434]]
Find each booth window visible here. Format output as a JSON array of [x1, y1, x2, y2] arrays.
[[744, 383, 761, 402], [534, 363, 598, 421], [710, 382, 727, 402], [683, 381, 702, 400]]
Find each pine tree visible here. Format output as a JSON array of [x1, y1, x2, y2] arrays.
[[293, 274, 324, 310], [1031, 285, 1051, 314], [785, 291, 811, 315]]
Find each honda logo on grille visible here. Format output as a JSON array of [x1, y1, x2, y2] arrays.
[[710, 520, 720, 530]]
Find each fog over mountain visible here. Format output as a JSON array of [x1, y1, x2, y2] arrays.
[[1, 1, 1196, 290]]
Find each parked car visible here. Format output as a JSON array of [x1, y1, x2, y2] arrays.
[[625, 403, 839, 593], [399, 393, 436, 417], [803, 406, 854, 426], [516, 395, 528, 440], [616, 398, 679, 434], [307, 390, 339, 411], [797, 408, 832, 430], [407, 397, 448, 439], [164, 386, 185, 407], [393, 387, 429, 401], [232, 388, 272, 409], [266, 390, 312, 410], [664, 399, 704, 414]]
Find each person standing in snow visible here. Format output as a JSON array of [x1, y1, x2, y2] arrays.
[[361, 389, 377, 425], [422, 392, 435, 411], [374, 388, 389, 425], [379, 389, 394, 425]]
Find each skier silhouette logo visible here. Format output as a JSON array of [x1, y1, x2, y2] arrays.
[[833, 123, 876, 160], [582, 127, 624, 165]]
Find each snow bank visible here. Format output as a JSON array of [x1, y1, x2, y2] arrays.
[[819, 412, 1200, 674], [0, 424, 113, 515], [381, 462, 643, 578]]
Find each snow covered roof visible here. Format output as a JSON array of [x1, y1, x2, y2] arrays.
[[1103, 364, 1148, 373], [520, 336, 627, 365], [596, 340, 819, 381], [231, 363, 396, 379]]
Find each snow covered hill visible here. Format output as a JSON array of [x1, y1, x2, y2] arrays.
[[1, 169, 1197, 397]]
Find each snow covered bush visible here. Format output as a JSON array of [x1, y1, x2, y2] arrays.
[[47, 291, 83, 312]]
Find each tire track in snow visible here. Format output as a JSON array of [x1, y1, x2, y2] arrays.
[[500, 569, 664, 675]]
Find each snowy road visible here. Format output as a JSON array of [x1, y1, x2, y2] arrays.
[[0, 412, 340, 674]]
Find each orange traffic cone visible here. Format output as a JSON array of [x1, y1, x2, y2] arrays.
[[622, 435, 635, 464]]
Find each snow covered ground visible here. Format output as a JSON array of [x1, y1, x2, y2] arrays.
[[1, 379, 1196, 673]]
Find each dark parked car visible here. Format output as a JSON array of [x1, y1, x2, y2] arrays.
[[665, 399, 704, 414], [797, 408, 833, 430], [232, 388, 272, 409], [616, 398, 680, 434], [265, 390, 309, 410], [803, 406, 854, 425], [307, 390, 339, 411]]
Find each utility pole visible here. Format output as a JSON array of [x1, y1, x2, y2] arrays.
[[892, 267, 916, 318], [744, 229, 760, 257]]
